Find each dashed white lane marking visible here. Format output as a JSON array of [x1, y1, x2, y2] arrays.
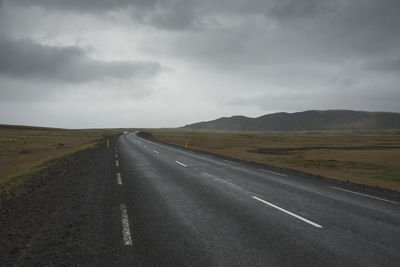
[[117, 173, 122, 185], [223, 159, 239, 165], [330, 186, 398, 204], [115, 153, 118, 158], [259, 168, 287, 177], [116, 160, 119, 167], [175, 160, 188, 167], [120, 204, 133, 245], [153, 150, 159, 154], [252, 196, 323, 228]]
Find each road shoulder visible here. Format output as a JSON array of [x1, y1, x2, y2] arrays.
[[0, 139, 120, 266]]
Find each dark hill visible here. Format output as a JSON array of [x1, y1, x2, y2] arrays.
[[0, 124, 63, 131], [182, 110, 400, 131]]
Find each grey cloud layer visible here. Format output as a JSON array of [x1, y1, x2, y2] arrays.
[[0, 36, 161, 83], [4, 0, 400, 83], [8, 0, 400, 64], [1, 0, 399, 127]]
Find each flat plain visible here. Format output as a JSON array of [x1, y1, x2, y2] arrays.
[[146, 129, 400, 191], [0, 125, 118, 189]]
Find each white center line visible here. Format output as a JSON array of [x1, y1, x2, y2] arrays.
[[153, 150, 159, 154], [117, 173, 122, 185], [116, 160, 119, 167], [175, 160, 188, 167], [120, 204, 133, 245], [259, 168, 288, 177], [330, 186, 398, 204], [252, 196, 323, 228]]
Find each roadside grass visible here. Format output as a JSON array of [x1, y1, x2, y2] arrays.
[[145, 129, 400, 191], [0, 125, 120, 189]]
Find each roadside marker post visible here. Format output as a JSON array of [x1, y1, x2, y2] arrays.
[[185, 140, 188, 150], [107, 139, 110, 148]]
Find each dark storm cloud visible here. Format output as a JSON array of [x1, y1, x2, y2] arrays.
[[4, 0, 400, 79], [267, 0, 325, 19], [7, 0, 400, 63], [9, 0, 400, 28], [365, 56, 400, 72], [113, 0, 400, 78], [10, 0, 145, 12], [9, 0, 199, 30], [0, 36, 161, 83]]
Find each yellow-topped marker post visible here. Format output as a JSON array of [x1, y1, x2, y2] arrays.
[[107, 138, 110, 148], [185, 140, 188, 150]]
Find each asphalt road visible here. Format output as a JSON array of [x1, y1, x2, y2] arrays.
[[116, 132, 400, 266]]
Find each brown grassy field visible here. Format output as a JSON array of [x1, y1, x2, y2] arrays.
[[145, 129, 400, 191], [0, 125, 120, 187]]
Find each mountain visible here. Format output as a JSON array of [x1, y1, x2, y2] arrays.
[[182, 110, 400, 131]]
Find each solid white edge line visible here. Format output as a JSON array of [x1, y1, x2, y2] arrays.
[[116, 160, 119, 167], [175, 160, 188, 167], [259, 168, 287, 177], [330, 186, 398, 204], [252, 196, 323, 228], [223, 159, 239, 165], [117, 173, 122, 185], [153, 150, 159, 154], [120, 204, 133, 245]]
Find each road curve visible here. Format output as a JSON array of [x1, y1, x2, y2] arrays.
[[116, 132, 400, 266]]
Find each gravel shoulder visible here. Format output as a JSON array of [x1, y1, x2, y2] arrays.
[[0, 138, 120, 266]]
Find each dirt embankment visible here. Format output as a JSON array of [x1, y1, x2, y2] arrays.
[[0, 138, 120, 266], [136, 131, 153, 139]]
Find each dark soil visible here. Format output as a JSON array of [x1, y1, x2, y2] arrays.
[[0, 138, 121, 266]]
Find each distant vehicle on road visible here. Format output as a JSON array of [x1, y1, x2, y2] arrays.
[[123, 131, 129, 135]]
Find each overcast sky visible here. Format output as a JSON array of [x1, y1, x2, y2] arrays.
[[1, 0, 399, 128]]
